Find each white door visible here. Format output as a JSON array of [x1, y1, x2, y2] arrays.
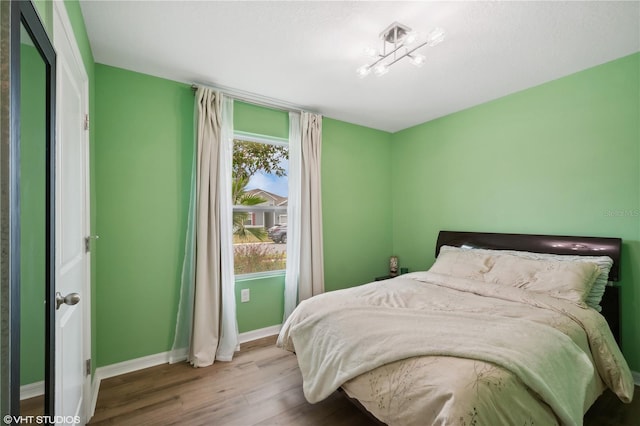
[[53, 2, 91, 423]]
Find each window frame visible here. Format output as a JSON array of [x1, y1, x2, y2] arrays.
[[232, 131, 289, 279]]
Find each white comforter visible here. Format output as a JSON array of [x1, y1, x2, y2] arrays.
[[277, 272, 634, 426]]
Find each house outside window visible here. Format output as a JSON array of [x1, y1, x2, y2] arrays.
[[232, 133, 289, 276]]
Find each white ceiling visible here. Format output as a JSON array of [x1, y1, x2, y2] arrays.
[[79, 1, 639, 133]]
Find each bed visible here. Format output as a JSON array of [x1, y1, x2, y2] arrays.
[[276, 230, 635, 425]]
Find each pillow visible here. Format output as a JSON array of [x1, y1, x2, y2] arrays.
[[482, 254, 601, 305], [429, 246, 495, 280], [447, 246, 613, 311]]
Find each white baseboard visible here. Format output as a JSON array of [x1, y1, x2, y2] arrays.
[[632, 371, 640, 386], [239, 324, 282, 344], [20, 381, 44, 400], [95, 350, 179, 381]]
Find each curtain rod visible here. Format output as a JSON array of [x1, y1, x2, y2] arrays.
[[191, 83, 318, 115]]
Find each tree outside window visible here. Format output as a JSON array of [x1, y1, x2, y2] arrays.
[[232, 138, 289, 275]]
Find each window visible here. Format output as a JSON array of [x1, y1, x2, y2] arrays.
[[232, 133, 289, 276]]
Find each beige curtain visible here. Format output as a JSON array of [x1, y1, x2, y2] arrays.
[[299, 112, 325, 300], [284, 112, 324, 318], [187, 88, 237, 366]]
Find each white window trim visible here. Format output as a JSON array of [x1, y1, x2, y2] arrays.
[[235, 269, 286, 281], [232, 205, 287, 212], [234, 131, 288, 147]]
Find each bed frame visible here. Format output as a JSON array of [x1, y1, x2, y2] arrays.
[[341, 230, 623, 425], [436, 230, 622, 344]]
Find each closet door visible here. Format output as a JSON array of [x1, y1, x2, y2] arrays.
[[53, 2, 90, 421]]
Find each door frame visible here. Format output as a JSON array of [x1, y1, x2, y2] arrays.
[[2, 0, 57, 418], [52, 0, 92, 421]]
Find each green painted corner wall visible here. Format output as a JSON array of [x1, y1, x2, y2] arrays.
[[322, 118, 393, 290], [94, 64, 194, 367], [390, 52, 640, 370]]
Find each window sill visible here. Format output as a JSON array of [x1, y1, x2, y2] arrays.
[[235, 270, 286, 282]]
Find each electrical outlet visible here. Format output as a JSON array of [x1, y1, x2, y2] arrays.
[[241, 288, 250, 303]]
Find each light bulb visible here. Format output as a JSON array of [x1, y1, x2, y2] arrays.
[[363, 47, 378, 57], [373, 63, 389, 76], [404, 31, 418, 45], [409, 53, 426, 67], [356, 65, 371, 78], [427, 27, 445, 46]]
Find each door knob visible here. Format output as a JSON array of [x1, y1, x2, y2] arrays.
[[56, 292, 80, 310]]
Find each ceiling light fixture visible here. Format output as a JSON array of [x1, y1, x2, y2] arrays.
[[357, 22, 445, 78]]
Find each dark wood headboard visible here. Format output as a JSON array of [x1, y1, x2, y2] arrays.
[[435, 230, 623, 344]]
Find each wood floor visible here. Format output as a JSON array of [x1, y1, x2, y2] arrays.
[[84, 335, 638, 425], [21, 395, 43, 416]]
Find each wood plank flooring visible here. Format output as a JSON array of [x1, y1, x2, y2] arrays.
[[85, 335, 638, 425], [21, 395, 43, 416]]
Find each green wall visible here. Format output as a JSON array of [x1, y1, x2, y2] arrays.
[[94, 64, 193, 367], [234, 101, 289, 139], [235, 275, 285, 333], [19, 44, 46, 386], [390, 53, 640, 370], [323, 118, 393, 290]]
